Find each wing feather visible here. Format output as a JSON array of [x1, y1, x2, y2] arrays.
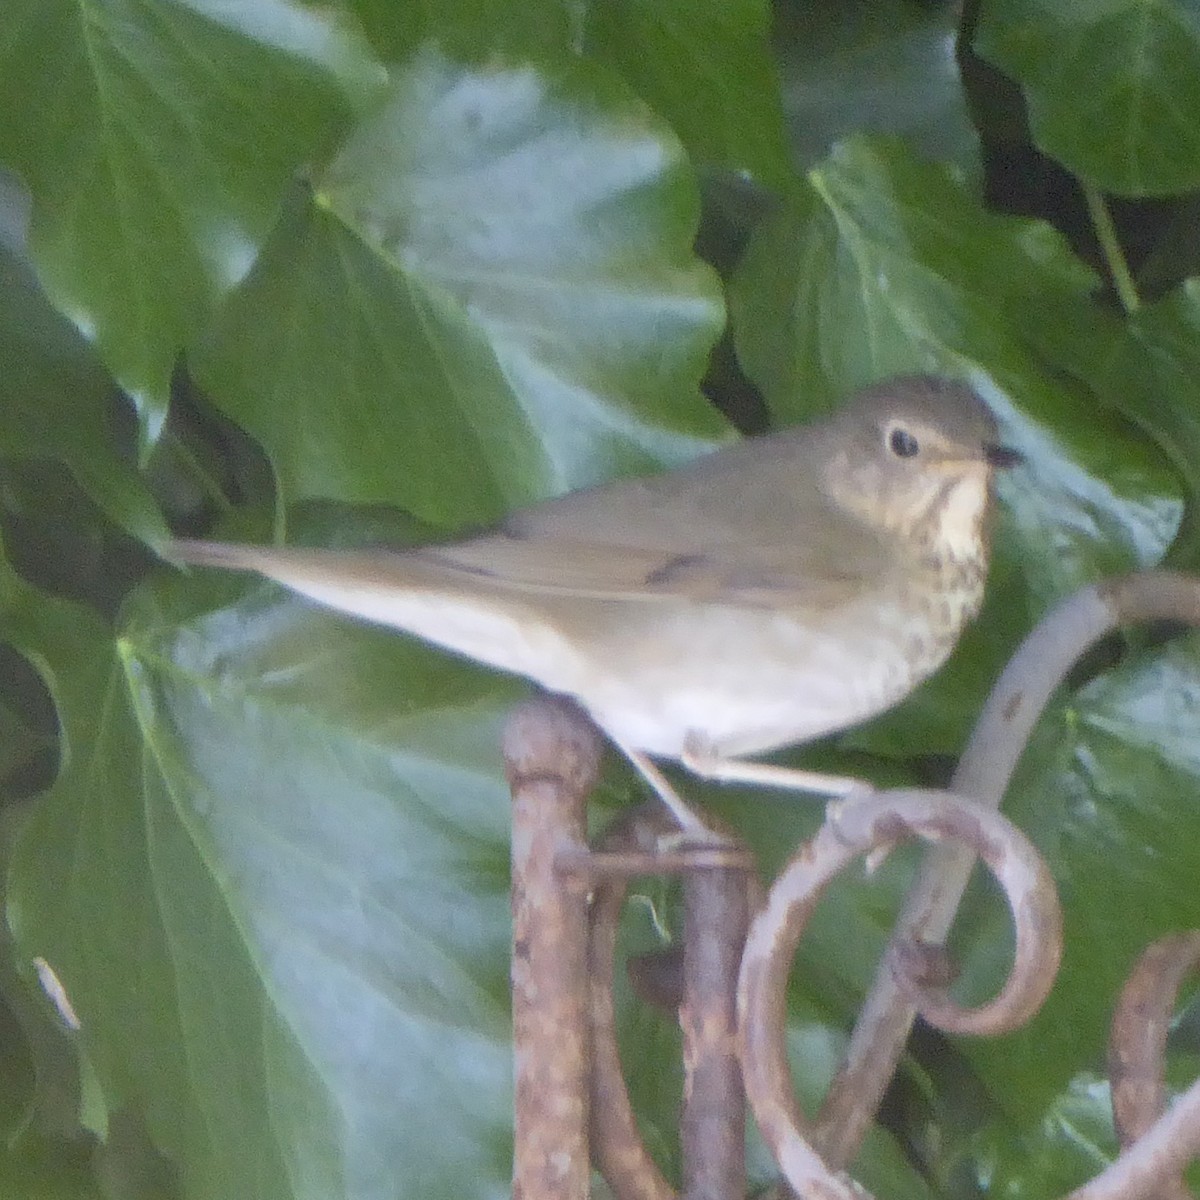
[[172, 425, 900, 609]]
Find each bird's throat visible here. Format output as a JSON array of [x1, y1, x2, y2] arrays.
[[923, 471, 991, 564]]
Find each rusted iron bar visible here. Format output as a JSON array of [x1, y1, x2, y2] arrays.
[[557, 845, 753, 876], [679, 859, 752, 1200], [506, 696, 601, 1200], [579, 807, 756, 1200], [1066, 1078, 1200, 1200], [1107, 931, 1200, 1200], [586, 809, 677, 1200]]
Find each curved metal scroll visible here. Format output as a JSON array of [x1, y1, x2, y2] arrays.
[[738, 789, 1063, 1200], [821, 571, 1200, 1164], [505, 571, 1200, 1200]]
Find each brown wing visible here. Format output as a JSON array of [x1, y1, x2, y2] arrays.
[[421, 429, 899, 607], [171, 426, 899, 609], [419, 530, 887, 608]]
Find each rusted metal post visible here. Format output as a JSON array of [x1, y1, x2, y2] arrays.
[[1106, 932, 1200, 1200], [680, 859, 751, 1200], [580, 808, 755, 1200], [505, 696, 602, 1200], [586, 810, 677, 1200]]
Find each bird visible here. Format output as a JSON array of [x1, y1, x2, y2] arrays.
[[169, 375, 1019, 836]]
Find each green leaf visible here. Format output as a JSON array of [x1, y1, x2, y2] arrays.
[[1096, 281, 1200, 570], [974, 0, 1200, 195], [583, 0, 791, 189], [6, 541, 522, 1199], [731, 137, 1100, 415], [2, 550, 201, 1170], [0, 0, 385, 441], [193, 191, 524, 527], [194, 48, 730, 524], [0, 1147, 104, 1200], [973, 1076, 1116, 1200], [0, 244, 167, 546], [353, 0, 793, 187], [345, 0, 576, 60], [775, 0, 976, 173]]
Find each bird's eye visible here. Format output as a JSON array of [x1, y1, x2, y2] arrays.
[[887, 425, 920, 458]]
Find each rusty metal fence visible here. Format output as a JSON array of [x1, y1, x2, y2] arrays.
[[504, 572, 1200, 1200]]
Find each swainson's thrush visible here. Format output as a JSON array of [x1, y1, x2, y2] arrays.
[[170, 376, 1018, 833]]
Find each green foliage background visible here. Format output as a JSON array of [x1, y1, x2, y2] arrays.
[[2, 1, 1200, 1197]]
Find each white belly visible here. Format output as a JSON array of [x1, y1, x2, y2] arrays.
[[282, 571, 965, 762], [535, 597, 953, 759]]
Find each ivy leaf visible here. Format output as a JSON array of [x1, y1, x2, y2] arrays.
[[974, 0, 1200, 195], [194, 49, 730, 526], [6, 539, 522, 1200], [0, 0, 385, 442]]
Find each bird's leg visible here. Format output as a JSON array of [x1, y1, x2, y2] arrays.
[[611, 741, 729, 844], [680, 732, 875, 799]]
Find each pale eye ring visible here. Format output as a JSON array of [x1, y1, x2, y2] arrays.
[[887, 425, 920, 458]]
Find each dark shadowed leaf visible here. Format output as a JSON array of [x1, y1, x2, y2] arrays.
[[776, 0, 975, 172], [0, 246, 166, 545], [974, 0, 1200, 195]]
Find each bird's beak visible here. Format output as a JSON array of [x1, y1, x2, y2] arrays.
[[985, 444, 1023, 469]]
